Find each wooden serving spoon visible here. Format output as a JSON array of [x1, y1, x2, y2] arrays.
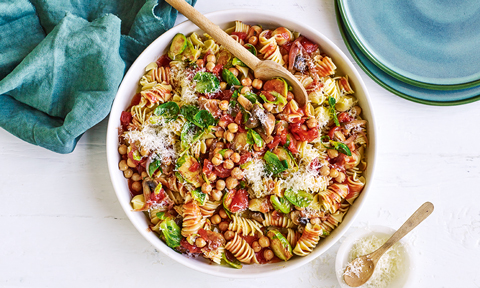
[[165, 0, 308, 106], [343, 202, 434, 287]]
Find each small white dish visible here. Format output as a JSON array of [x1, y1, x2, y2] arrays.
[[335, 226, 414, 288]]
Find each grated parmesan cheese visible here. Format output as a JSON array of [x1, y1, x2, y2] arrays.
[[243, 158, 272, 198], [124, 123, 178, 162], [169, 61, 198, 105], [344, 234, 404, 288]]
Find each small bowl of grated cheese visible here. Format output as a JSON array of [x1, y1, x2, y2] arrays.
[[335, 226, 414, 288]]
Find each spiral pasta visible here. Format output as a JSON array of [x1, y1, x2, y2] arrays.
[[263, 212, 296, 228], [345, 175, 366, 205], [181, 198, 205, 238], [225, 232, 259, 264], [199, 200, 221, 218], [286, 228, 301, 248], [202, 245, 224, 264], [234, 20, 250, 33], [141, 83, 172, 106], [313, 55, 337, 77], [259, 30, 285, 65], [228, 215, 263, 236], [293, 223, 323, 256], [319, 183, 349, 214]]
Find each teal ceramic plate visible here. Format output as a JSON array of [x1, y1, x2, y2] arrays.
[[338, 0, 480, 90], [335, 2, 480, 106]]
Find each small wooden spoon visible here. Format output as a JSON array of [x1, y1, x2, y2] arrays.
[[165, 0, 308, 106], [343, 202, 434, 287]]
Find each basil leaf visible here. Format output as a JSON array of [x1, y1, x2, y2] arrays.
[[284, 189, 313, 208], [331, 141, 352, 156], [244, 44, 257, 56], [222, 68, 241, 86], [328, 97, 340, 127], [175, 154, 187, 170], [193, 110, 216, 129], [180, 105, 200, 123], [148, 156, 162, 177], [193, 72, 220, 94], [270, 195, 291, 214], [247, 129, 264, 147], [191, 188, 207, 205], [154, 102, 180, 121], [264, 151, 288, 175], [244, 92, 258, 104], [232, 57, 246, 67], [160, 218, 182, 248]]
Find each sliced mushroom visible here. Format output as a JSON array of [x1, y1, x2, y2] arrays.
[[263, 113, 276, 136], [237, 94, 253, 111], [344, 119, 367, 130], [232, 132, 249, 152], [199, 98, 221, 117], [254, 128, 274, 144], [246, 104, 263, 129]]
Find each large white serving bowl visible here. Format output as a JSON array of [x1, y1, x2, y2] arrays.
[[106, 9, 376, 278]]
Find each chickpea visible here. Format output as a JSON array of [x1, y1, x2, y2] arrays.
[[226, 177, 239, 189], [205, 138, 214, 147], [263, 102, 273, 112], [206, 61, 215, 72], [252, 241, 262, 253], [219, 209, 227, 219], [127, 158, 136, 168], [212, 155, 223, 166], [131, 181, 142, 193], [224, 149, 234, 159], [228, 123, 239, 133], [215, 128, 224, 138], [118, 160, 128, 171], [241, 77, 252, 87], [211, 189, 223, 201], [259, 236, 270, 248], [215, 142, 225, 149], [196, 59, 204, 68], [220, 81, 227, 91], [140, 147, 149, 156], [231, 167, 244, 180], [224, 159, 234, 170], [124, 169, 133, 178], [201, 183, 212, 194], [240, 86, 250, 94], [224, 230, 235, 241], [219, 100, 229, 111], [330, 168, 339, 178], [195, 237, 207, 248], [252, 78, 263, 90], [327, 149, 339, 159], [141, 171, 148, 179], [335, 172, 346, 183], [306, 117, 318, 129], [310, 218, 321, 225], [231, 152, 241, 163], [253, 144, 263, 152], [118, 144, 127, 155], [207, 173, 217, 182], [218, 222, 229, 231], [213, 147, 223, 155], [206, 54, 216, 63], [353, 105, 362, 115], [218, 118, 229, 128], [264, 249, 274, 261], [224, 131, 235, 142], [320, 165, 330, 177], [216, 180, 226, 190], [248, 35, 258, 45], [228, 67, 239, 77], [211, 214, 221, 225], [131, 173, 142, 182], [300, 124, 308, 131]]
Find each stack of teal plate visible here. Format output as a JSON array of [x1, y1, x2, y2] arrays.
[[335, 0, 480, 105]]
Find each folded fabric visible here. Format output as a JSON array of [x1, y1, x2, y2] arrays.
[[0, 0, 196, 153]]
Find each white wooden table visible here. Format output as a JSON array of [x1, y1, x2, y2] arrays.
[[1, 1, 479, 287]]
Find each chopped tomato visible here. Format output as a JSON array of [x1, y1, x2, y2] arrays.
[[189, 161, 200, 172], [127, 149, 143, 166], [232, 32, 247, 40], [289, 122, 319, 142], [120, 111, 132, 130], [286, 135, 299, 154], [263, 79, 286, 96], [255, 249, 268, 264], [241, 235, 258, 247], [309, 158, 321, 171], [198, 228, 225, 250], [239, 152, 252, 165], [212, 63, 223, 75], [149, 188, 166, 203], [328, 126, 341, 139], [282, 41, 293, 52], [203, 159, 215, 178], [229, 189, 249, 213], [220, 114, 235, 127], [299, 37, 318, 53], [180, 238, 202, 254], [260, 90, 276, 102], [156, 54, 172, 67], [338, 112, 353, 123], [213, 164, 232, 178], [234, 111, 243, 125], [268, 129, 287, 150]]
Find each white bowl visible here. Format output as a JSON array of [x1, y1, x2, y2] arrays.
[[106, 9, 377, 278], [335, 226, 414, 288]]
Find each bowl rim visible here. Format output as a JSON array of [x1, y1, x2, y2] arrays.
[[335, 225, 415, 288], [106, 8, 377, 278]]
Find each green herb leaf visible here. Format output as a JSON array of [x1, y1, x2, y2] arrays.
[[180, 105, 200, 123], [246, 129, 264, 147], [176, 154, 187, 170], [181, 122, 196, 150], [284, 189, 313, 208], [328, 97, 340, 127], [193, 72, 220, 94], [264, 151, 288, 175], [193, 110, 217, 129], [222, 68, 241, 86], [191, 188, 207, 205], [156, 212, 166, 220], [319, 136, 352, 156], [154, 101, 180, 121], [244, 92, 258, 104], [148, 156, 162, 177], [232, 57, 246, 67], [270, 195, 292, 214], [244, 44, 257, 56], [160, 218, 182, 248]]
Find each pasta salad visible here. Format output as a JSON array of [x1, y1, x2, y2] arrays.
[[117, 20, 368, 267]]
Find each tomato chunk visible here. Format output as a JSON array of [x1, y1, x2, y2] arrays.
[[299, 37, 318, 53], [289, 122, 319, 142], [338, 112, 353, 123], [120, 111, 132, 130], [229, 189, 249, 213]]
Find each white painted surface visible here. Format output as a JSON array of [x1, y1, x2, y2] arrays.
[[1, 1, 479, 287]]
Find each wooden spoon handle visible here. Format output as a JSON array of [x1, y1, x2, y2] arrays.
[[371, 202, 434, 261], [165, 0, 261, 69]]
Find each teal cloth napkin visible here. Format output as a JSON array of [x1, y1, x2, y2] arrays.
[[0, 0, 196, 153]]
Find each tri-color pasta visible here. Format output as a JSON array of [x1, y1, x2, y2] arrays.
[[118, 20, 368, 267]]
